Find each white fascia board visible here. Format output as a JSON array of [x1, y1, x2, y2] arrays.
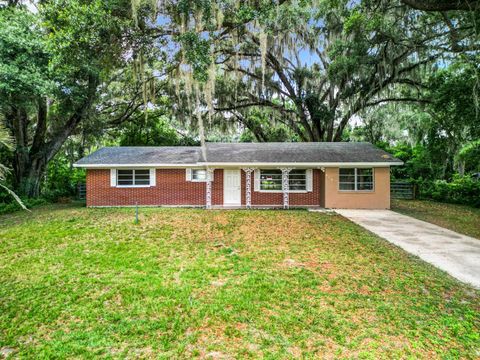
[[200, 162, 404, 167], [73, 163, 199, 168], [74, 161, 403, 168]]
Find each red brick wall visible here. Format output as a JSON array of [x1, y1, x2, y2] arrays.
[[86, 169, 223, 207], [241, 169, 323, 207], [87, 168, 322, 207]]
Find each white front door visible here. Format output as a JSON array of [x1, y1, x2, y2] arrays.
[[224, 169, 241, 205]]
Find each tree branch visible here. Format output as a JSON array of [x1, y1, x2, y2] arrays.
[[365, 97, 432, 107], [401, 0, 480, 11]]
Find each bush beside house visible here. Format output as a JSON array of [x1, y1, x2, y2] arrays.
[[419, 176, 480, 208]]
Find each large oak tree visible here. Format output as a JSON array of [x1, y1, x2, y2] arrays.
[[0, 1, 146, 196]]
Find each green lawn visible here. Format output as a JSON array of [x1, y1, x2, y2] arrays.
[[392, 199, 480, 240], [0, 205, 479, 359]]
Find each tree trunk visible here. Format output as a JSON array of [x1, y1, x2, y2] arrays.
[[9, 75, 98, 198], [15, 156, 47, 198]]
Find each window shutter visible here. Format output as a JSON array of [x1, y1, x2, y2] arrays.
[[254, 169, 260, 191], [186, 168, 192, 181], [306, 169, 313, 192], [110, 169, 116, 187], [149, 168, 156, 186]]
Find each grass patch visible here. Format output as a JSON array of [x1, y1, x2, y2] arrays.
[[0, 204, 479, 358], [392, 199, 480, 240]]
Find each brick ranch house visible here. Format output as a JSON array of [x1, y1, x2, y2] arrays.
[[74, 142, 403, 209]]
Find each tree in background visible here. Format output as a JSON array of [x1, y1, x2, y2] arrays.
[[401, 0, 479, 12], [425, 62, 480, 176], [211, 0, 478, 142], [456, 140, 480, 175], [115, 109, 198, 147], [0, 0, 151, 197], [0, 0, 479, 202], [0, 123, 27, 209], [353, 60, 479, 181], [237, 108, 299, 143]]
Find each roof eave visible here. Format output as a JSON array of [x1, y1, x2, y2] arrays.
[[74, 161, 404, 168]]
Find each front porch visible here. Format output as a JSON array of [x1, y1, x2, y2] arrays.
[[206, 167, 324, 209]]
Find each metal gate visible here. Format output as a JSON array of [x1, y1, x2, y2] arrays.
[[77, 183, 86, 200], [391, 182, 416, 200]]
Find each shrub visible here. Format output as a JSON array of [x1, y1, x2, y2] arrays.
[[42, 188, 73, 203], [420, 176, 480, 208], [0, 197, 48, 215]]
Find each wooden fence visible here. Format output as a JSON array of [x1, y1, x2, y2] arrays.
[[77, 183, 86, 200], [390, 182, 416, 200]]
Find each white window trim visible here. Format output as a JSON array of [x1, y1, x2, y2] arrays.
[[338, 168, 375, 192], [115, 169, 152, 188]]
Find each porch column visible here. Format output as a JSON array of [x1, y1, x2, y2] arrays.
[[280, 168, 292, 209], [242, 168, 255, 209], [205, 168, 215, 209]]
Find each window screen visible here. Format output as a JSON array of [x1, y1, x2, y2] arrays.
[[339, 168, 373, 191], [260, 169, 306, 191], [117, 169, 150, 186]]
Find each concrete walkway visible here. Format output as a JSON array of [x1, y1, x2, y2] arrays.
[[335, 209, 480, 289]]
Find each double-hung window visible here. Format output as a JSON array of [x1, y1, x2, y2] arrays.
[[260, 169, 282, 191], [117, 169, 150, 186], [288, 169, 307, 191], [339, 168, 374, 191], [259, 169, 307, 191]]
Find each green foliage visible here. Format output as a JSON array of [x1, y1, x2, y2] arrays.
[[379, 137, 480, 207], [44, 155, 85, 200], [383, 143, 438, 180], [0, 6, 52, 103], [428, 63, 480, 139], [0, 123, 12, 181], [457, 140, 480, 174], [355, 58, 480, 195], [0, 0, 141, 197], [177, 31, 212, 82], [0, 149, 84, 214], [239, 127, 292, 142], [118, 111, 197, 146], [420, 176, 480, 208], [0, 102, 26, 211], [238, 108, 299, 142], [1, 0, 479, 204], [42, 0, 128, 74], [385, 141, 480, 207], [0, 191, 48, 215]]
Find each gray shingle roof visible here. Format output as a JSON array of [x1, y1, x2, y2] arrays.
[[75, 147, 202, 165], [205, 142, 399, 163], [74, 142, 402, 166]]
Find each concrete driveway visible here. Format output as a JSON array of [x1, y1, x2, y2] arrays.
[[335, 209, 480, 289]]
